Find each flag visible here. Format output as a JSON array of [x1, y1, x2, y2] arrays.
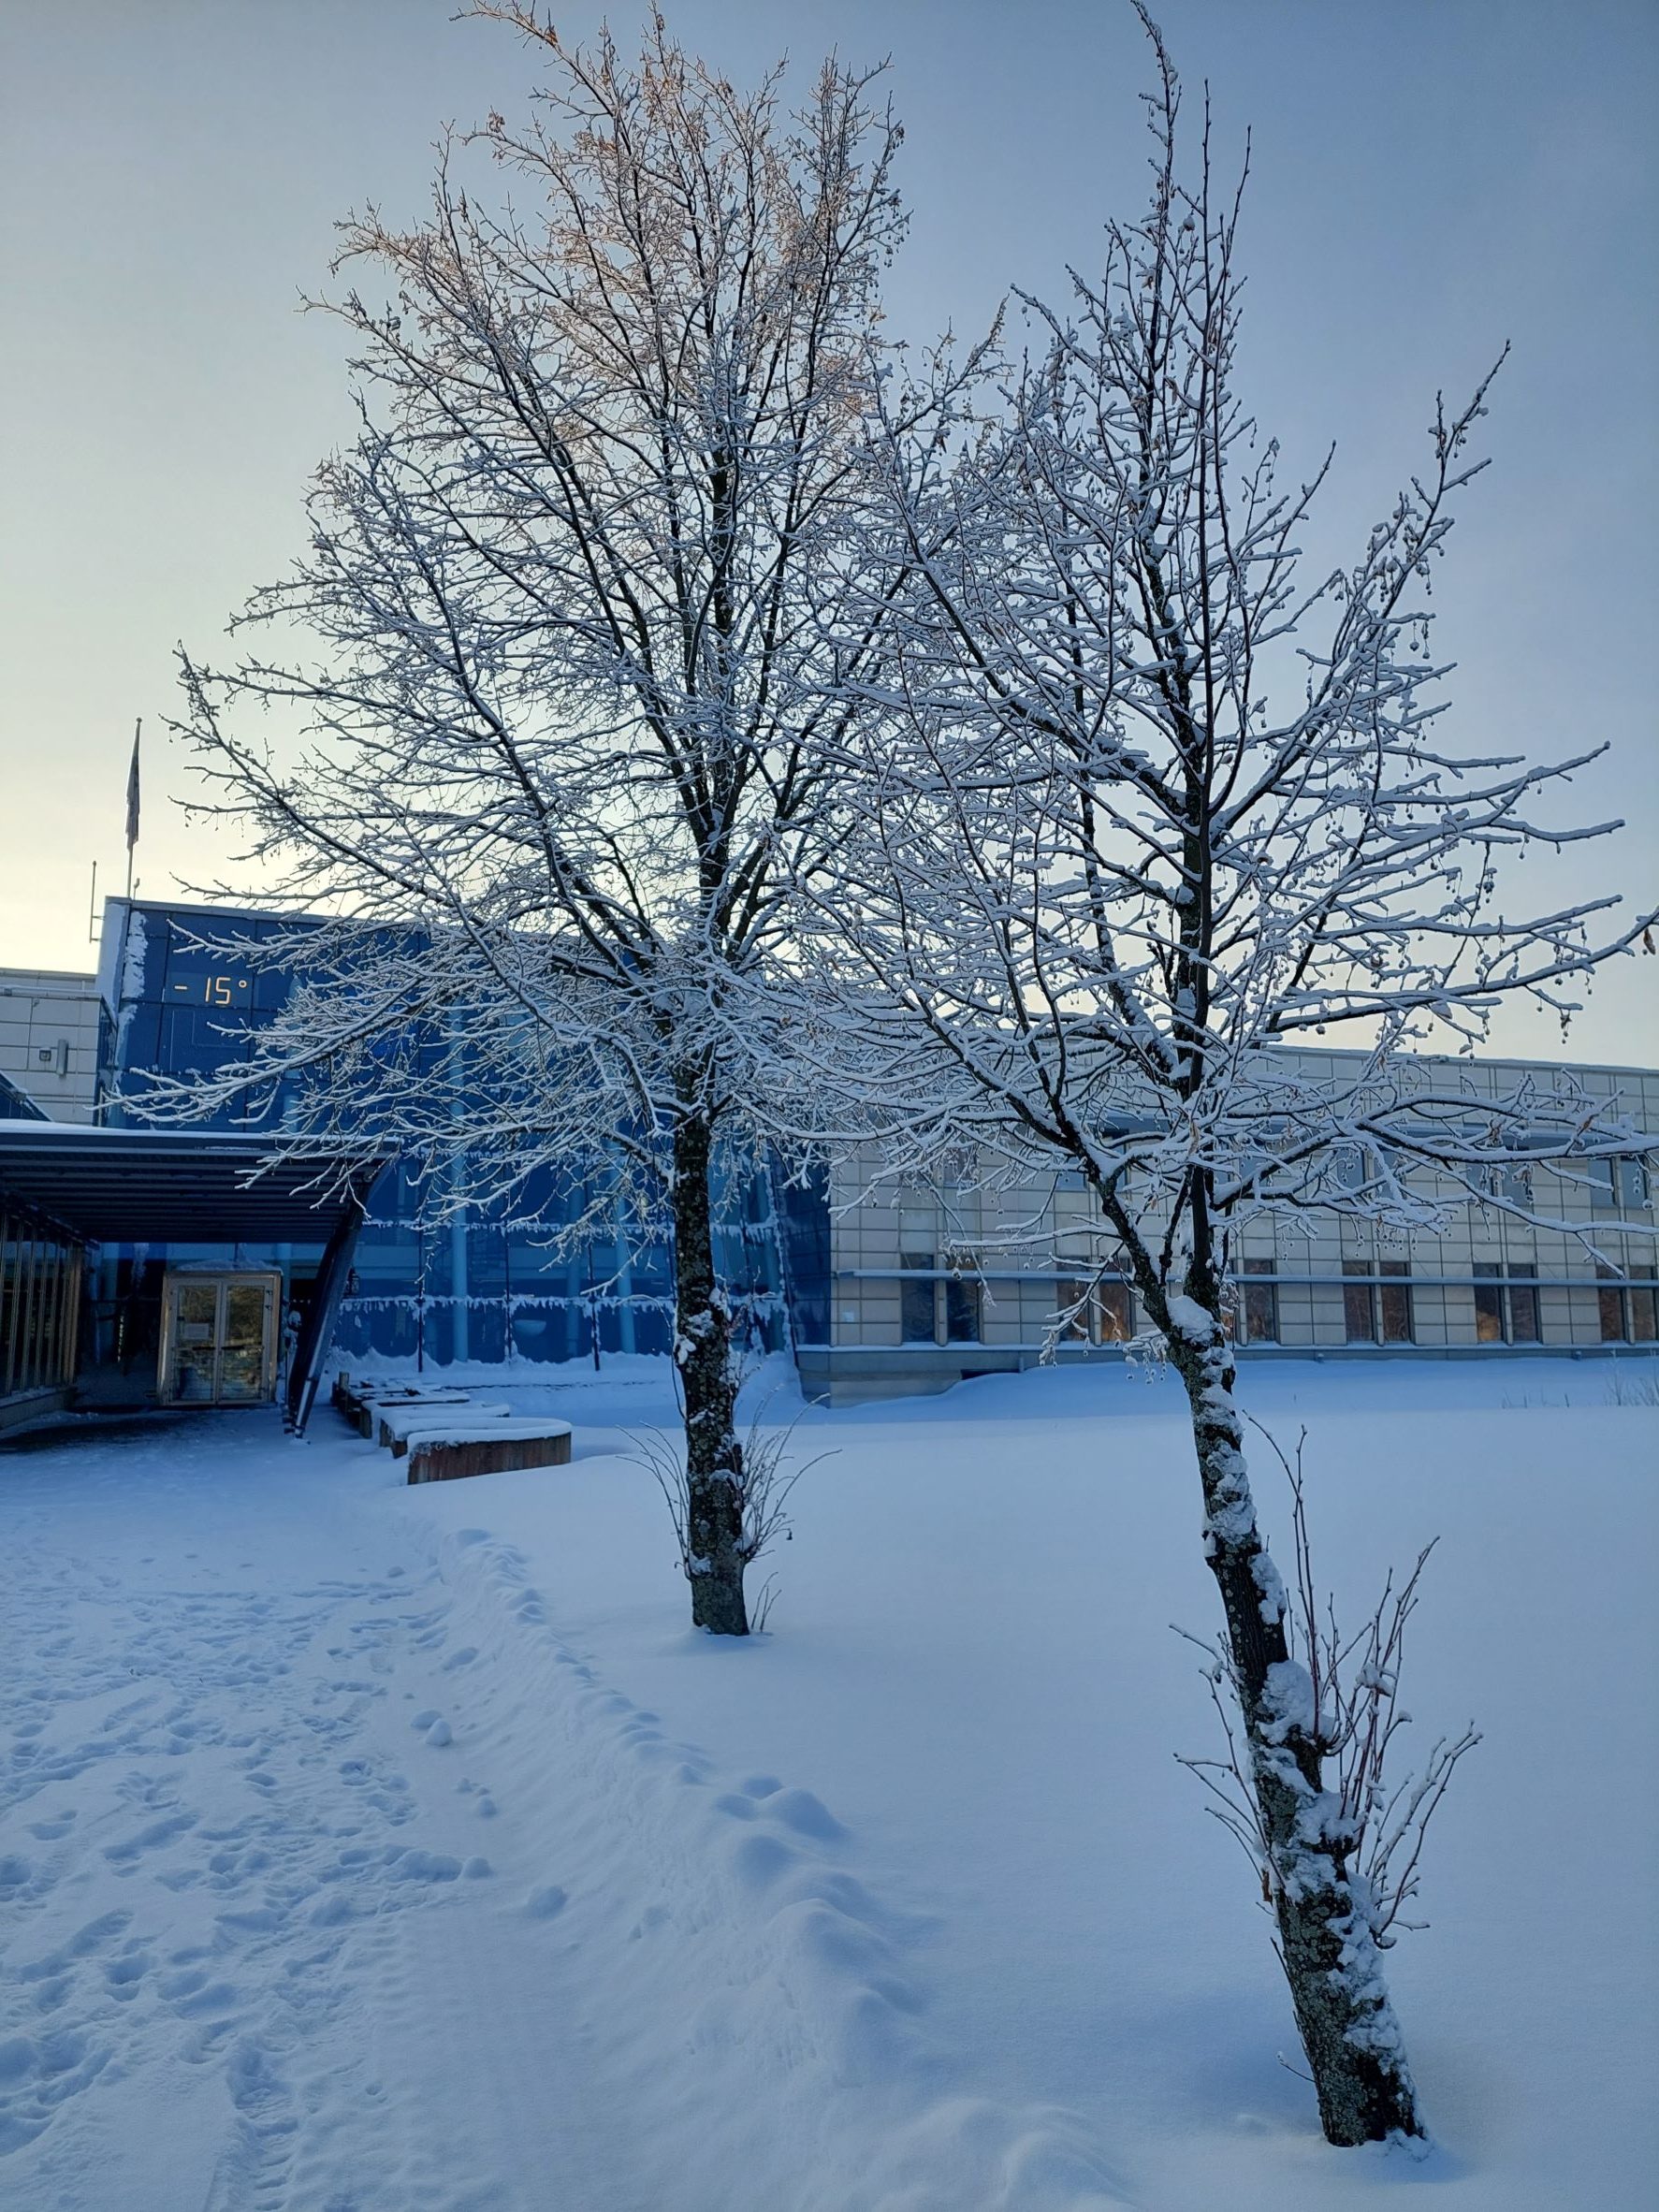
[[124, 721, 141, 855]]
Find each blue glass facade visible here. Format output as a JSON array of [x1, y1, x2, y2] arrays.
[[96, 899, 826, 1375]]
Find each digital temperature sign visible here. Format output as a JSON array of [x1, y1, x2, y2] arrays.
[[168, 973, 253, 1007]]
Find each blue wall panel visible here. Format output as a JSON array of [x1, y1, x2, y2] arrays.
[[101, 899, 806, 1373]]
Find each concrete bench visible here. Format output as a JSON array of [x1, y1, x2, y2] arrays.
[[405, 1419, 575, 1486], [379, 1402, 513, 1453]]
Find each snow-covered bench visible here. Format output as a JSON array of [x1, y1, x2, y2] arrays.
[[404, 1419, 574, 1486], [338, 1381, 474, 1436], [377, 1402, 513, 1454], [338, 1373, 468, 1403]]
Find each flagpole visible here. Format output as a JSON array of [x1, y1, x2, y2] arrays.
[[124, 718, 141, 901]]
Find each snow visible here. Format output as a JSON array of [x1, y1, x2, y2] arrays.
[[395, 1416, 572, 1449], [1161, 1293, 1215, 1344], [2, 1358, 1655, 2209], [373, 1403, 512, 1447]]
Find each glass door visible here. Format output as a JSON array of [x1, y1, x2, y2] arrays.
[[218, 1279, 274, 1402], [166, 1278, 221, 1402], [159, 1273, 279, 1405]]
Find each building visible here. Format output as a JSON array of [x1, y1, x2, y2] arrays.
[[1, 898, 792, 1432], [0, 966, 101, 1122], [91, 896, 791, 1379], [805, 1045, 1659, 1402], [1, 893, 1654, 1433]]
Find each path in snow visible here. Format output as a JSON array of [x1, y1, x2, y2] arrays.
[[1, 1408, 1125, 2212], [0, 1416, 602, 2209]]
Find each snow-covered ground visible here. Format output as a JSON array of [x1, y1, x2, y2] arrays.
[[2, 1357, 1654, 2211]]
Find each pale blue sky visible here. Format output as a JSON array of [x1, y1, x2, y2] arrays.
[[1, 0, 1653, 1063]]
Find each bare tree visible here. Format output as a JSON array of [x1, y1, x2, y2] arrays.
[[1176, 1422, 1481, 1964], [159, 6, 910, 1636], [758, 12, 1656, 2141]]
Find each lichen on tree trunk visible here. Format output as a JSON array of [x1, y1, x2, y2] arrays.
[[1166, 1303, 1426, 2146], [670, 1104, 749, 1637]]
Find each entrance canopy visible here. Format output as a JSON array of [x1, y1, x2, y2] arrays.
[[0, 1125, 389, 1433], [0, 1124, 383, 1245]]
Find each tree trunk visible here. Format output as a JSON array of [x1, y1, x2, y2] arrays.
[[1164, 1306, 1425, 2146], [671, 1106, 749, 1637]]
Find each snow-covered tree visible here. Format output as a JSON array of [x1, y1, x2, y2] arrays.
[[159, 6, 910, 1636], [760, 13, 1656, 2141]]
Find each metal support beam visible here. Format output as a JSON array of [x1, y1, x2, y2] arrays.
[[284, 1165, 389, 1434]]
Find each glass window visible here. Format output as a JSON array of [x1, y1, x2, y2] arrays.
[[1378, 1259, 1414, 1344], [1343, 1260, 1376, 1343], [944, 1273, 982, 1345], [504, 1231, 576, 1290], [1618, 1158, 1651, 1213], [466, 1224, 508, 1300], [1473, 1261, 1506, 1345], [1506, 1263, 1541, 1343], [7, 1222, 66, 1394], [1504, 1273, 1548, 1335], [510, 1302, 577, 1364], [900, 1255, 937, 1344], [1241, 1257, 1278, 1344], [1598, 1271, 1659, 1344], [462, 1302, 508, 1365], [5, 1227, 24, 1391], [1595, 1265, 1626, 1342], [1095, 1280, 1133, 1343], [1, 1217, 14, 1393], [368, 1303, 420, 1362]]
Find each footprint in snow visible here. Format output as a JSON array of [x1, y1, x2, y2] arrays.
[[710, 1786, 844, 1841], [386, 1849, 462, 1885], [103, 1812, 198, 1866], [768, 1790, 848, 1842], [103, 1950, 151, 1999], [730, 1833, 799, 1891]]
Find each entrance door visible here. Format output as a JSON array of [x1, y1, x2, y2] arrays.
[[158, 1273, 280, 1405]]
